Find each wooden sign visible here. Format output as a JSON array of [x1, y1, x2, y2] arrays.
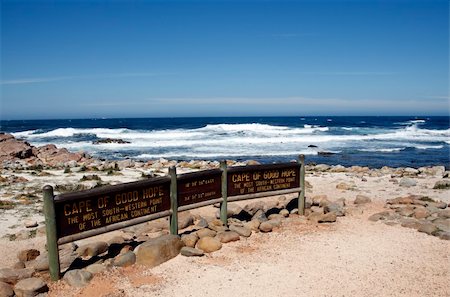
[[177, 169, 222, 207], [227, 163, 300, 197], [54, 177, 170, 239]]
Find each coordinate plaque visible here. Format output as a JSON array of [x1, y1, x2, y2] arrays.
[[227, 163, 300, 197], [177, 169, 222, 207], [54, 177, 170, 239]]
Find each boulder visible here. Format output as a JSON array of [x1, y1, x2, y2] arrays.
[[17, 250, 40, 262], [215, 231, 240, 243], [208, 219, 227, 232], [417, 222, 439, 235], [399, 178, 417, 187], [13, 277, 48, 297], [113, 251, 136, 267], [178, 211, 194, 230], [85, 264, 107, 275], [433, 180, 450, 189], [181, 233, 198, 247], [354, 195, 371, 205], [229, 225, 252, 237], [318, 212, 337, 223], [76, 241, 109, 258], [196, 237, 222, 253], [336, 182, 354, 190], [196, 228, 217, 239], [437, 209, 450, 219], [0, 281, 13, 297], [180, 247, 204, 257], [433, 219, 450, 233], [311, 195, 327, 206], [400, 218, 421, 229], [259, 221, 273, 233], [368, 212, 390, 222], [251, 210, 268, 223], [136, 235, 184, 267], [63, 269, 93, 287], [0, 268, 34, 285], [324, 203, 345, 216], [243, 220, 260, 231], [413, 208, 430, 219]]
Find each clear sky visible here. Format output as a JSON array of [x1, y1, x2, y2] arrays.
[[1, 0, 448, 120]]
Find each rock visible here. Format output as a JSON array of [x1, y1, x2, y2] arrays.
[[76, 241, 109, 258], [181, 233, 198, 247], [229, 225, 252, 237], [413, 208, 431, 219], [195, 227, 217, 238], [12, 262, 26, 269], [0, 268, 34, 285], [17, 250, 40, 262], [397, 206, 415, 217], [307, 212, 323, 223], [267, 214, 284, 220], [178, 211, 194, 229], [27, 248, 77, 273], [433, 179, 450, 190], [113, 251, 136, 267], [23, 221, 38, 228], [437, 231, 450, 240], [243, 201, 265, 216], [354, 195, 371, 205], [279, 209, 290, 217], [0, 281, 14, 297], [318, 212, 337, 223], [85, 264, 107, 275], [92, 138, 131, 145], [399, 178, 417, 187], [208, 219, 227, 232], [417, 222, 438, 235], [336, 182, 354, 190], [324, 203, 345, 216], [0, 134, 34, 160], [268, 218, 282, 228], [13, 277, 47, 297], [251, 209, 268, 222], [215, 231, 240, 243], [180, 247, 204, 257], [196, 217, 209, 228], [311, 195, 327, 206], [368, 211, 390, 222], [403, 167, 419, 176], [259, 221, 273, 232], [433, 219, 450, 232], [438, 209, 450, 219], [245, 160, 261, 165], [196, 237, 222, 253], [243, 220, 260, 231], [314, 164, 330, 172], [63, 269, 93, 287], [400, 218, 421, 229], [136, 235, 184, 267]]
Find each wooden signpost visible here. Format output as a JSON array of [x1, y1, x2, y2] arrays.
[[44, 155, 306, 280]]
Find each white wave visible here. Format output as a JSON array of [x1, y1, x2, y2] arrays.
[[359, 148, 403, 153], [342, 127, 354, 131], [12, 130, 38, 138], [415, 145, 444, 150]]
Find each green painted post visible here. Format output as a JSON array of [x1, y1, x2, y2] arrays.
[[220, 160, 228, 225], [43, 185, 61, 281], [298, 155, 306, 215], [169, 166, 178, 235]]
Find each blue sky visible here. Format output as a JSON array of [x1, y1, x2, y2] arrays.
[[1, 0, 448, 120]]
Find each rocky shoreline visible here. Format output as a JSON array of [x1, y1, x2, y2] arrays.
[[0, 133, 449, 296]]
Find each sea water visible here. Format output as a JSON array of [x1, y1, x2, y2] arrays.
[[1, 116, 449, 169]]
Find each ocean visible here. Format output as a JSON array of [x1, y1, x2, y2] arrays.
[[1, 116, 449, 169]]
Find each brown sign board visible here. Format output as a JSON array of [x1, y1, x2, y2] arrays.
[[54, 177, 171, 239], [227, 163, 300, 197], [177, 169, 222, 207]]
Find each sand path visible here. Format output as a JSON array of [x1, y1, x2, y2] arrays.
[[47, 203, 449, 297]]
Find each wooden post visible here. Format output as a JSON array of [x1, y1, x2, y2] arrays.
[[220, 160, 228, 225], [169, 166, 178, 235], [43, 185, 60, 281], [298, 155, 306, 215]]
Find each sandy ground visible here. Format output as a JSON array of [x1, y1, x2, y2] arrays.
[[1, 168, 449, 296]]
